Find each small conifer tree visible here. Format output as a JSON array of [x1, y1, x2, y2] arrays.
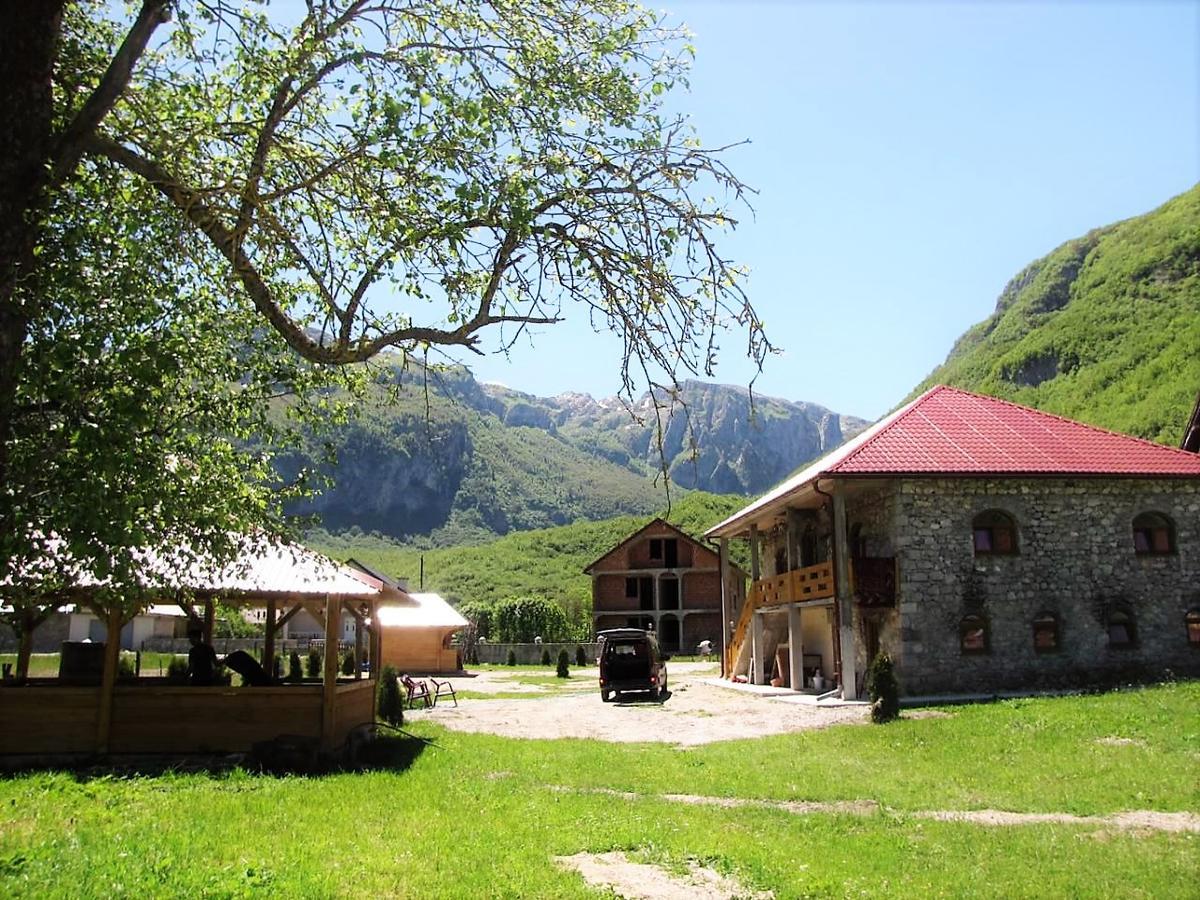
[[506, 649, 517, 666], [377, 665, 403, 727], [866, 651, 900, 724], [575, 645, 587, 667], [306, 648, 321, 678], [342, 652, 356, 676], [287, 651, 302, 682], [556, 649, 570, 678], [541, 648, 552, 666]]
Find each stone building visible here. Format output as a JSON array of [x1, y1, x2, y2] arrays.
[[586, 519, 744, 653], [706, 386, 1200, 697]]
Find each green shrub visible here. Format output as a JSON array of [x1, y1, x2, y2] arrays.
[[271, 654, 282, 680], [166, 656, 189, 684], [287, 651, 302, 682], [556, 649, 570, 678], [342, 652, 356, 676], [117, 653, 136, 681], [866, 652, 900, 724], [540, 648, 552, 666], [306, 649, 321, 678], [575, 645, 586, 666], [506, 649, 516, 666], [377, 665, 404, 727]]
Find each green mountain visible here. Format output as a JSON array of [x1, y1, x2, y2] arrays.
[[307, 490, 746, 629], [914, 185, 1200, 443], [288, 363, 864, 545]]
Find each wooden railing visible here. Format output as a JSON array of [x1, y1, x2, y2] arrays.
[[725, 558, 896, 677]]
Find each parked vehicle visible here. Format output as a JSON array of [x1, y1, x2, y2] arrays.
[[597, 628, 669, 702]]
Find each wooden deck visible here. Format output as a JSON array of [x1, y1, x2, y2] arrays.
[[0, 679, 377, 756]]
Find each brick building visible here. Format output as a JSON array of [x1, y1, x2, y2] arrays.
[[707, 386, 1200, 697], [586, 519, 744, 653]]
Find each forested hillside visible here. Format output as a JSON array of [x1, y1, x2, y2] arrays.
[[915, 185, 1200, 443], [307, 491, 746, 629]]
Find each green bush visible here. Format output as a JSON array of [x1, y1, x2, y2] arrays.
[[505, 649, 516, 666], [271, 654, 282, 680], [575, 645, 586, 666], [540, 648, 552, 666], [306, 649, 321, 678], [287, 651, 303, 682], [866, 652, 900, 724], [556, 649, 570, 678], [166, 656, 189, 684], [117, 653, 136, 681], [342, 652, 356, 676], [377, 665, 403, 727], [495, 596, 571, 643]]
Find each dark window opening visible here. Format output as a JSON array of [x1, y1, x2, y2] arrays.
[[1107, 609, 1136, 649], [850, 523, 867, 559], [973, 510, 1018, 556], [663, 538, 678, 568], [625, 577, 638, 599], [1186, 609, 1200, 647], [800, 528, 819, 567], [659, 577, 680, 610], [649, 538, 663, 560], [960, 615, 988, 654], [639, 576, 654, 611], [1033, 612, 1059, 652], [1132, 512, 1175, 556]]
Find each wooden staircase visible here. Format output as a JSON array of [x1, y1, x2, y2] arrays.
[[725, 562, 836, 679]]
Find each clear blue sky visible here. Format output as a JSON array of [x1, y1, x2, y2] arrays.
[[453, 0, 1199, 421]]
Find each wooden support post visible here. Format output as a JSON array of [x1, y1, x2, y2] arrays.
[[750, 611, 765, 686], [202, 600, 215, 644], [718, 537, 731, 678], [832, 487, 857, 700], [354, 607, 364, 681], [749, 524, 761, 582], [263, 597, 277, 679], [321, 595, 340, 750], [787, 604, 804, 691], [369, 599, 382, 679], [96, 606, 123, 753]]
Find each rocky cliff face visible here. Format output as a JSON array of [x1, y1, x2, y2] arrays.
[[291, 366, 866, 544]]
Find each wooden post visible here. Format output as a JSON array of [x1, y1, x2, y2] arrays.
[[321, 595, 340, 750], [263, 597, 276, 680], [96, 606, 123, 753], [718, 537, 730, 678], [354, 605, 364, 681], [787, 603, 804, 691], [750, 611, 765, 686], [369, 599, 382, 679], [832, 487, 857, 700], [749, 524, 761, 582]]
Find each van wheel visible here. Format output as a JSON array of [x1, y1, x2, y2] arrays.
[[601, 690, 612, 702]]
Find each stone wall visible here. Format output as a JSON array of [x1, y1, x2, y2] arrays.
[[892, 477, 1200, 695], [474, 642, 599, 666], [0, 613, 70, 653]]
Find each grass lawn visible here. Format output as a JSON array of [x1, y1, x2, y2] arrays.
[[0, 682, 1197, 897], [0, 652, 184, 678]]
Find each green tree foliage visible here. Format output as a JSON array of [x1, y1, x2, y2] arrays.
[[342, 652, 356, 676], [458, 601, 495, 641], [377, 665, 404, 727], [2, 0, 766, 677], [306, 649, 322, 679], [556, 649, 570, 678], [495, 596, 571, 644], [914, 186, 1200, 443], [287, 651, 303, 683], [866, 652, 900, 724]]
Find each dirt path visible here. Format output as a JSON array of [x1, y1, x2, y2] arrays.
[[555, 852, 773, 900], [549, 785, 1200, 834], [409, 663, 866, 745]]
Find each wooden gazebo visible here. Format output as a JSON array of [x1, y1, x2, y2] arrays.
[[0, 540, 403, 757]]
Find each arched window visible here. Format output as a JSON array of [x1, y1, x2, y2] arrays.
[[973, 510, 1018, 555], [1132, 512, 1175, 555], [960, 615, 988, 654], [1186, 609, 1200, 647], [1033, 612, 1059, 652], [1106, 608, 1136, 649]]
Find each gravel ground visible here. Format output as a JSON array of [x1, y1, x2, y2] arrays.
[[407, 663, 867, 745]]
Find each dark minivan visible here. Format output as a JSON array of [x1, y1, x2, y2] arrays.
[[597, 628, 668, 702]]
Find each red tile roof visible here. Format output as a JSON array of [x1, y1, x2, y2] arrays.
[[707, 385, 1200, 538], [831, 385, 1200, 476]]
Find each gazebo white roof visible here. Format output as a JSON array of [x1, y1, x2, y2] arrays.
[[376, 592, 467, 629]]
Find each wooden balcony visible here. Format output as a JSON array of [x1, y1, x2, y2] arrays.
[[749, 562, 836, 608], [748, 558, 896, 609]]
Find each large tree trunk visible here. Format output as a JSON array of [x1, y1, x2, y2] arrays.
[[0, 2, 64, 544]]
